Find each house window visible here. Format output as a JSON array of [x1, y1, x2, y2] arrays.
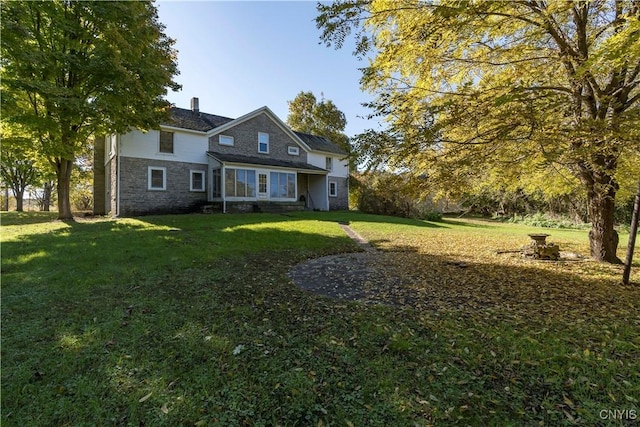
[[258, 173, 267, 194], [148, 166, 166, 190], [269, 172, 295, 199], [326, 156, 333, 171], [288, 146, 299, 156], [329, 180, 338, 197], [212, 169, 221, 198], [258, 132, 269, 153], [219, 135, 234, 146], [159, 131, 174, 154], [224, 168, 256, 197], [190, 170, 205, 192]]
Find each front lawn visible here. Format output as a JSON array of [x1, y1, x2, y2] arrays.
[[1, 211, 638, 426]]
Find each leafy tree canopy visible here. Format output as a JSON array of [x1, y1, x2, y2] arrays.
[[0, 123, 41, 211], [1, 0, 181, 219], [317, 0, 640, 263], [286, 91, 351, 154]]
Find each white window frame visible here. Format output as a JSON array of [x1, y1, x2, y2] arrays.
[[148, 166, 167, 191], [219, 135, 234, 146], [329, 180, 338, 197], [287, 146, 299, 156], [269, 171, 296, 200], [190, 170, 205, 192], [159, 130, 174, 154], [326, 156, 333, 171], [258, 132, 269, 154], [225, 168, 257, 198]]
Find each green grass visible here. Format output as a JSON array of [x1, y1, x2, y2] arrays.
[[2, 211, 638, 426]]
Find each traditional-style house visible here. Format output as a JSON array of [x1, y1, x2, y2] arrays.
[[93, 98, 349, 216]]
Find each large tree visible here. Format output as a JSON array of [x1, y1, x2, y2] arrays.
[[1, 1, 180, 220], [287, 91, 351, 154], [0, 126, 40, 212], [317, 0, 640, 263]]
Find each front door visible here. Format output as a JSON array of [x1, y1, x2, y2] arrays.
[[258, 172, 268, 199]]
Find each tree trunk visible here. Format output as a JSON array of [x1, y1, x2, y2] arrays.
[[56, 158, 74, 220], [587, 184, 621, 264], [15, 188, 24, 212], [42, 181, 54, 212], [622, 180, 640, 285]]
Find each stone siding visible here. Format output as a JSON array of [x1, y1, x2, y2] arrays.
[[118, 157, 208, 216], [329, 177, 349, 210], [209, 113, 308, 163]]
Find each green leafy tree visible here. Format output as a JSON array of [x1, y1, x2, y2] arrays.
[[0, 127, 40, 212], [286, 91, 351, 154], [34, 173, 57, 212], [1, 0, 180, 220], [70, 144, 94, 212], [317, 0, 640, 263]]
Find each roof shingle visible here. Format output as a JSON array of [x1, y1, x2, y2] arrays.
[[294, 131, 348, 156], [164, 107, 233, 132], [164, 106, 346, 156], [207, 151, 327, 173]]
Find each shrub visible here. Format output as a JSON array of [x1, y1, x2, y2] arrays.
[[352, 172, 442, 221], [503, 212, 589, 229]]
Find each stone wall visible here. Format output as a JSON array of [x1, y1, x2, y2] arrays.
[[118, 157, 208, 216], [329, 177, 349, 211], [208, 113, 308, 163]]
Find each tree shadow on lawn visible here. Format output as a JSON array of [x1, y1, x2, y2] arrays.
[[0, 215, 358, 292], [286, 210, 446, 229], [1, 217, 422, 426], [3, 215, 639, 425], [439, 217, 502, 229], [1, 210, 447, 237]]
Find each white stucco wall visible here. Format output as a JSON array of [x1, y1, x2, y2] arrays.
[[120, 128, 209, 164]]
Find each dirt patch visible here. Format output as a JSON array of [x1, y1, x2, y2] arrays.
[[288, 250, 434, 307], [289, 252, 382, 302]]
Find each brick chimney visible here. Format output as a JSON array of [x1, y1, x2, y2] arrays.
[[190, 97, 199, 114]]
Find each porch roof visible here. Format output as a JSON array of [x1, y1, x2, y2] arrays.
[[207, 152, 328, 174]]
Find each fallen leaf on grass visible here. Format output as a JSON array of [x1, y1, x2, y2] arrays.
[[139, 392, 152, 403]]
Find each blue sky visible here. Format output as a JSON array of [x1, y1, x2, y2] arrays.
[[156, 1, 376, 137]]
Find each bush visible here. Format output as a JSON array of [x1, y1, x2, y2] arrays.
[[461, 188, 588, 223], [503, 212, 589, 229], [352, 172, 442, 221]]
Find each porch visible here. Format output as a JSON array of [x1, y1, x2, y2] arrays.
[[207, 152, 329, 213], [202, 200, 306, 214]]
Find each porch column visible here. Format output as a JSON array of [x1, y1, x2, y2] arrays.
[[221, 165, 226, 213], [324, 175, 330, 211]]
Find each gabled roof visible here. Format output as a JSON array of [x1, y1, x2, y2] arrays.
[[164, 107, 233, 132], [163, 105, 346, 156], [294, 131, 348, 156], [207, 151, 327, 174]]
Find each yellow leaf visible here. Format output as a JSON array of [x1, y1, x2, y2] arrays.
[[138, 392, 152, 403]]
